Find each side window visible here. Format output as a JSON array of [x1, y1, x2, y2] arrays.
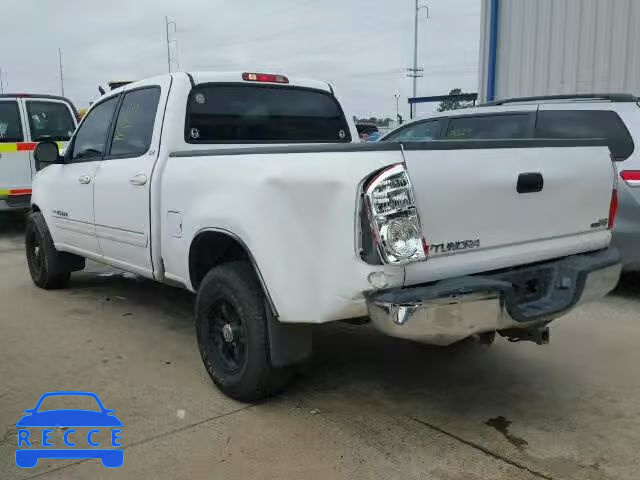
[[536, 110, 634, 160], [26, 101, 76, 142], [444, 114, 531, 139], [109, 87, 160, 157], [0, 101, 24, 143], [385, 120, 443, 141], [71, 97, 119, 162]]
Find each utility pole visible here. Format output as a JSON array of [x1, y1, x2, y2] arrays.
[[165, 16, 178, 73], [394, 94, 401, 123], [0, 67, 4, 94], [58, 48, 65, 96], [406, 0, 429, 119]]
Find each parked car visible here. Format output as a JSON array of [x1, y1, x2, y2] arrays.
[[26, 72, 620, 401], [0, 94, 78, 211], [381, 94, 640, 271]]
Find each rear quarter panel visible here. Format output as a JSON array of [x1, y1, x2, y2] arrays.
[[160, 150, 405, 323]]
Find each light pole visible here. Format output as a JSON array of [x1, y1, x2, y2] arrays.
[[394, 94, 401, 123], [165, 16, 178, 73], [58, 48, 65, 96], [407, 1, 429, 119]]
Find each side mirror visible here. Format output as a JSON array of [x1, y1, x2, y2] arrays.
[[34, 141, 61, 170]]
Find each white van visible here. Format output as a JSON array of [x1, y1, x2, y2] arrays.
[[0, 94, 78, 211]]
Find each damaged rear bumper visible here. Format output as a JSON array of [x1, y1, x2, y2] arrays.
[[366, 248, 621, 346]]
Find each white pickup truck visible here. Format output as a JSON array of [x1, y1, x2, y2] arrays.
[[27, 71, 621, 401]]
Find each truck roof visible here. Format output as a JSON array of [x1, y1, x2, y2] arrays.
[[100, 72, 334, 100], [188, 71, 333, 93]]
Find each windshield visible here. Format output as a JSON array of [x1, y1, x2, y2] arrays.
[[26, 101, 76, 142], [185, 84, 351, 143]]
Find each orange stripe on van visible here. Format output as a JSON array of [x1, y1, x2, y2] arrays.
[[17, 142, 37, 151], [8, 188, 32, 196], [0, 142, 36, 152], [0, 188, 32, 197], [0, 142, 66, 153]]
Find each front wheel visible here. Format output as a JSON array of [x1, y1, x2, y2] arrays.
[[195, 262, 293, 402]]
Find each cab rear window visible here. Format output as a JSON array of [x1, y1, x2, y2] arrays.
[[185, 84, 351, 143], [26, 101, 76, 142], [0, 101, 23, 143], [535, 110, 634, 160]]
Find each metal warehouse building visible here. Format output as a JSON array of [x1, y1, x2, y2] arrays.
[[478, 0, 640, 102]]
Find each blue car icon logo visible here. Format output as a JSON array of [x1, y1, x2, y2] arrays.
[[15, 391, 123, 468]]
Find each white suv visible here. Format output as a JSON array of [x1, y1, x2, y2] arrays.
[[382, 94, 640, 272]]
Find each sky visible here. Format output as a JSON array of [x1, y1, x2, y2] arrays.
[[0, 0, 481, 118]]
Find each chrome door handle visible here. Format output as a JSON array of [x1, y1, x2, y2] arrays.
[[78, 175, 92, 184], [129, 174, 148, 186]]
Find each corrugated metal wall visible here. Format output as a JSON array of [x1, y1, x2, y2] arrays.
[[479, 0, 640, 102]]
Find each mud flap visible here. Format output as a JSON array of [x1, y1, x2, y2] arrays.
[[266, 305, 312, 367]]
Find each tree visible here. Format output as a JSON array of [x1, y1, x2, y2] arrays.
[[437, 88, 475, 112]]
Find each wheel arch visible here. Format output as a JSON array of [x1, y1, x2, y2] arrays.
[[188, 228, 278, 316]]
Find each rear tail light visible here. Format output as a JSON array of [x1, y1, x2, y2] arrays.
[[362, 164, 428, 265], [620, 170, 640, 187], [242, 72, 289, 84], [608, 188, 618, 230]]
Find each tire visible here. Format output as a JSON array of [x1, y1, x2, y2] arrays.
[[25, 212, 83, 289], [195, 262, 293, 402]]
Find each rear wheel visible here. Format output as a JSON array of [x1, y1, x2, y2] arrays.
[[25, 212, 83, 289], [195, 262, 293, 401]]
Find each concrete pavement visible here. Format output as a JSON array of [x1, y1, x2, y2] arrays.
[[1, 215, 639, 480]]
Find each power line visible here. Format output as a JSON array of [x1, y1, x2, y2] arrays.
[[253, 0, 317, 22], [184, 1, 318, 53], [278, 20, 410, 60], [211, 22, 318, 50], [336, 67, 405, 80]]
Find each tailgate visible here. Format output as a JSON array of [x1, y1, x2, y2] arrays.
[[401, 141, 616, 284]]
